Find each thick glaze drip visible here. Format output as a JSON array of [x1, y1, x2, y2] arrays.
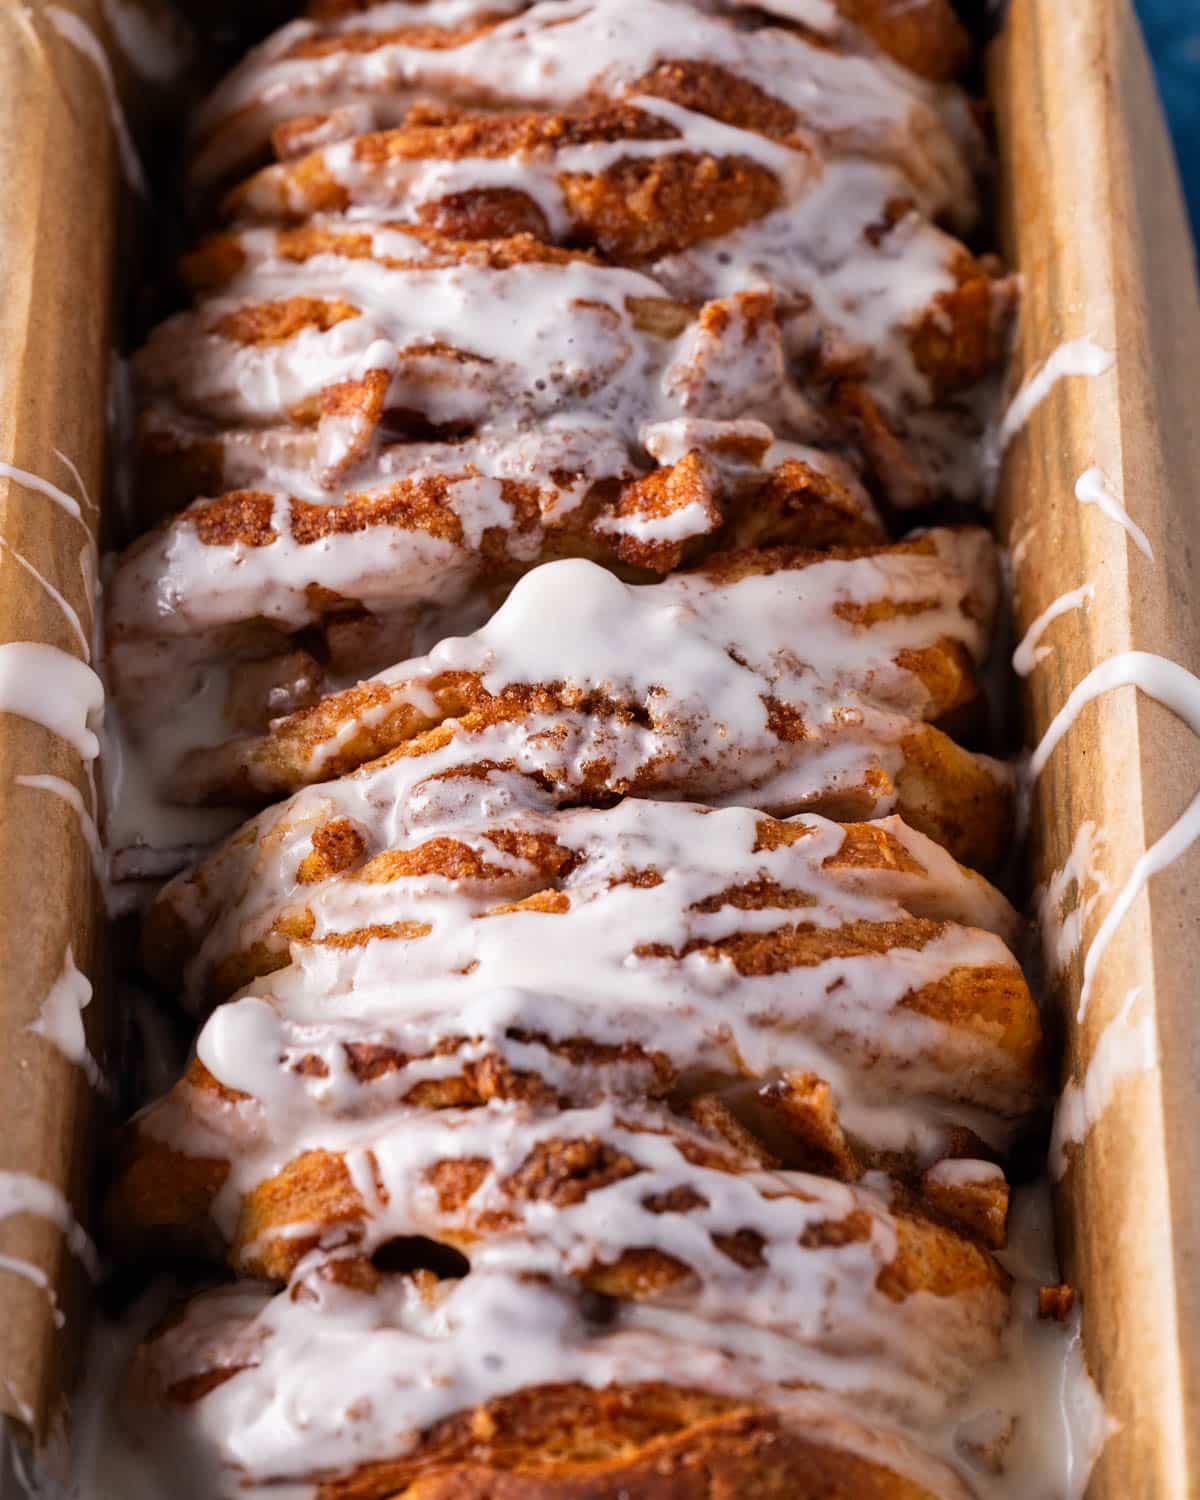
[[1073, 467, 1154, 561], [0, 644, 104, 762], [25, 947, 103, 1091]]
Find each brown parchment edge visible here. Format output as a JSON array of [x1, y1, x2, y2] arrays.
[[989, 2, 1200, 1497], [0, 0, 124, 1446]]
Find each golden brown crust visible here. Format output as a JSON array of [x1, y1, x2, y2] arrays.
[[314, 1389, 961, 1500]]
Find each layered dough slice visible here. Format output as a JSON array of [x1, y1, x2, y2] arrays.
[[211, 115, 1011, 507], [218, 107, 808, 252], [136, 798, 1042, 1180], [118, 1266, 988, 1500], [97, 7, 1048, 1499], [110, 1099, 1013, 1419], [111, 432, 877, 765], [149, 531, 1014, 872], [191, 0, 980, 219]]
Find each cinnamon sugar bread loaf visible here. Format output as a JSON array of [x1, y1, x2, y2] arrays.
[[97, 3, 1063, 1496]]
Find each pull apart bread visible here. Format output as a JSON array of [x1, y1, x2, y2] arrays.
[[100, 4, 1057, 1498]]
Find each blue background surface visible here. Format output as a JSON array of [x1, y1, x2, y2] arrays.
[[1136, 0, 1200, 243]]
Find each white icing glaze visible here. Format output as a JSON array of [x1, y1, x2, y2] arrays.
[[0, 539, 92, 659], [80, 1273, 987, 1499], [163, 799, 1031, 1169], [981, 1185, 1116, 1500], [1031, 652, 1200, 1020], [439, 542, 985, 716], [208, 1105, 1007, 1418], [1074, 466, 1154, 560], [110, 418, 838, 643], [1008, 523, 1038, 575], [218, 146, 975, 431], [1055, 1324, 1118, 1500], [732, 0, 840, 29], [114, 529, 1005, 850], [283, 89, 812, 235], [26, 947, 103, 1091], [193, 0, 980, 220], [98, 0, 191, 84], [104, 0, 1020, 839], [926, 1159, 1004, 1189], [227, 530, 991, 790], [1012, 584, 1093, 677], [51, 448, 98, 516], [1034, 820, 1108, 982], [989, 337, 1114, 467], [1050, 987, 1158, 1180], [0, 644, 104, 761], [0, 1173, 98, 1281], [4, 1378, 36, 1430], [0, 1253, 65, 1330], [44, 6, 147, 194], [60, 1285, 177, 1493], [76, 1195, 1102, 1500], [99, 670, 243, 870], [140, 258, 702, 432], [0, 460, 84, 522]]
